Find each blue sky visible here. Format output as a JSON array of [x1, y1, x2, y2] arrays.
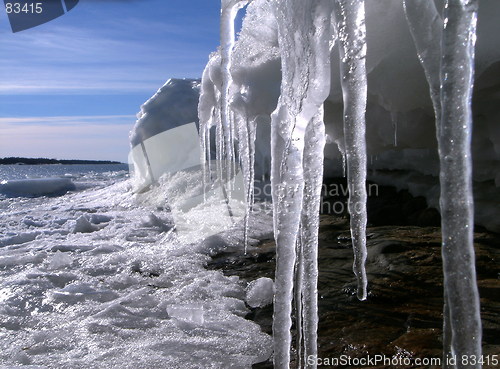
[[0, 0, 221, 162]]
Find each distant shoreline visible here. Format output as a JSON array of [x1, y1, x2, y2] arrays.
[[0, 157, 125, 165]]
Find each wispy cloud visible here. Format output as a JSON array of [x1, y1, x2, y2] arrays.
[[0, 26, 193, 93], [0, 0, 218, 94]]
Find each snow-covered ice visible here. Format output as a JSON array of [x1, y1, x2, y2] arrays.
[[0, 170, 271, 368]]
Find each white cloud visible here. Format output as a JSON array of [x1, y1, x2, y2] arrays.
[[0, 13, 207, 94]]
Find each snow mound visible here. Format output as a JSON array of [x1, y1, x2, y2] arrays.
[[129, 78, 201, 147]]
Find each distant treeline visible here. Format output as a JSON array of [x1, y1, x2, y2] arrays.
[[0, 157, 124, 165]]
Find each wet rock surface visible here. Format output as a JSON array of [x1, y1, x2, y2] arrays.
[[208, 182, 500, 368]]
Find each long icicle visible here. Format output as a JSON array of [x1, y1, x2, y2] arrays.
[[270, 101, 306, 369], [403, 0, 443, 128], [404, 2, 482, 366], [220, 0, 249, 185], [199, 62, 218, 199], [439, 1, 482, 366], [402, 2, 449, 360], [233, 104, 256, 253], [333, 0, 368, 301], [270, 0, 333, 366], [300, 109, 326, 367], [294, 226, 304, 369]]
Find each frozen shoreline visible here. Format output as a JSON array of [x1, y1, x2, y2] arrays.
[[0, 177, 272, 368]]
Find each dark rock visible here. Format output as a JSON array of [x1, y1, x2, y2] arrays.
[[207, 181, 500, 368]]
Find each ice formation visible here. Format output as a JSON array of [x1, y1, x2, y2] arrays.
[[129, 79, 201, 191], [198, 0, 496, 367], [404, 1, 482, 365], [220, 0, 249, 176], [438, 1, 482, 365], [333, 0, 368, 302], [201, 0, 367, 366]]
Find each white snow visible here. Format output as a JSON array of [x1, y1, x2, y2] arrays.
[[129, 79, 200, 147]]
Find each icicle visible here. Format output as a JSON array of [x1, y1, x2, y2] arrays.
[[333, 0, 368, 301], [215, 108, 224, 183], [232, 81, 257, 254], [404, 1, 482, 365], [391, 111, 398, 147], [230, 110, 238, 190], [294, 228, 304, 369], [233, 100, 257, 254], [199, 59, 219, 199], [200, 124, 208, 200], [220, 0, 249, 185], [300, 110, 325, 364], [270, 104, 305, 369], [439, 0, 482, 366], [269, 0, 333, 367], [341, 150, 346, 177], [206, 121, 212, 182], [403, 0, 442, 121]]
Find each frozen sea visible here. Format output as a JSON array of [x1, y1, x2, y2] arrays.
[[0, 165, 272, 368]]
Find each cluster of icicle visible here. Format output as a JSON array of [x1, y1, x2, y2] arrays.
[[198, 0, 482, 368]]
